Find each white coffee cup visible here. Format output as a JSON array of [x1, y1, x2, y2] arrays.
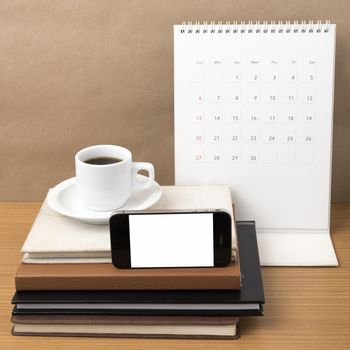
[[75, 145, 155, 211]]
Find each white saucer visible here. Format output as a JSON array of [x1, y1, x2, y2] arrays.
[[47, 175, 162, 224]]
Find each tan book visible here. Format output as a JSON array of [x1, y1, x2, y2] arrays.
[[21, 185, 237, 264], [15, 259, 241, 291], [11, 315, 239, 339]]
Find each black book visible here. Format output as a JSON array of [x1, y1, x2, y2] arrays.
[[12, 221, 264, 316]]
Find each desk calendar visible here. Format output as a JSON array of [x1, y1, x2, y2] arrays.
[[174, 21, 338, 266]]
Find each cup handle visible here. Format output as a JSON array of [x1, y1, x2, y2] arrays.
[[131, 162, 155, 190]]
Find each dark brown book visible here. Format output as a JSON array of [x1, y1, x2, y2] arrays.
[[11, 315, 239, 339], [15, 261, 241, 291]]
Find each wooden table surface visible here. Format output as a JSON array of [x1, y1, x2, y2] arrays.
[[0, 202, 349, 350]]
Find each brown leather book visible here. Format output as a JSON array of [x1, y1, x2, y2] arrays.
[[11, 315, 239, 339], [15, 261, 241, 291]]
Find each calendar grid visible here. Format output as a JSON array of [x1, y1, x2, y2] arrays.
[[174, 23, 335, 231]]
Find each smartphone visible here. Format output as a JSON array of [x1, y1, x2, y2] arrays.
[[109, 209, 232, 269]]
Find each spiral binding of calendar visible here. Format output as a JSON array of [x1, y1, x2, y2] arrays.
[[180, 20, 332, 34]]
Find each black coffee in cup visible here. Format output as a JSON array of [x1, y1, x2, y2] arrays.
[[84, 157, 122, 165], [76, 145, 155, 211]]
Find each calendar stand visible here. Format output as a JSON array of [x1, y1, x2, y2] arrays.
[[174, 21, 338, 266], [256, 229, 338, 266]]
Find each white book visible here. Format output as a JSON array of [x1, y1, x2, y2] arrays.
[[21, 185, 236, 264]]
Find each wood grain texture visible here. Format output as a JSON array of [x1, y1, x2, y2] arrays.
[[0, 0, 350, 201], [0, 202, 349, 349]]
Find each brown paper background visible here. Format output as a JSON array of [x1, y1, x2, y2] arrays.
[[0, 0, 349, 201]]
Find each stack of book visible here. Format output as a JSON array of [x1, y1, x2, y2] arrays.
[[11, 185, 264, 339]]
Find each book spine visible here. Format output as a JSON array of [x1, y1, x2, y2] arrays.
[[15, 274, 240, 291]]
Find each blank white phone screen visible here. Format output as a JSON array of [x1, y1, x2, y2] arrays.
[[129, 213, 214, 268]]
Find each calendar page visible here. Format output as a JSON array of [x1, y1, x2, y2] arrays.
[[174, 22, 337, 265]]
